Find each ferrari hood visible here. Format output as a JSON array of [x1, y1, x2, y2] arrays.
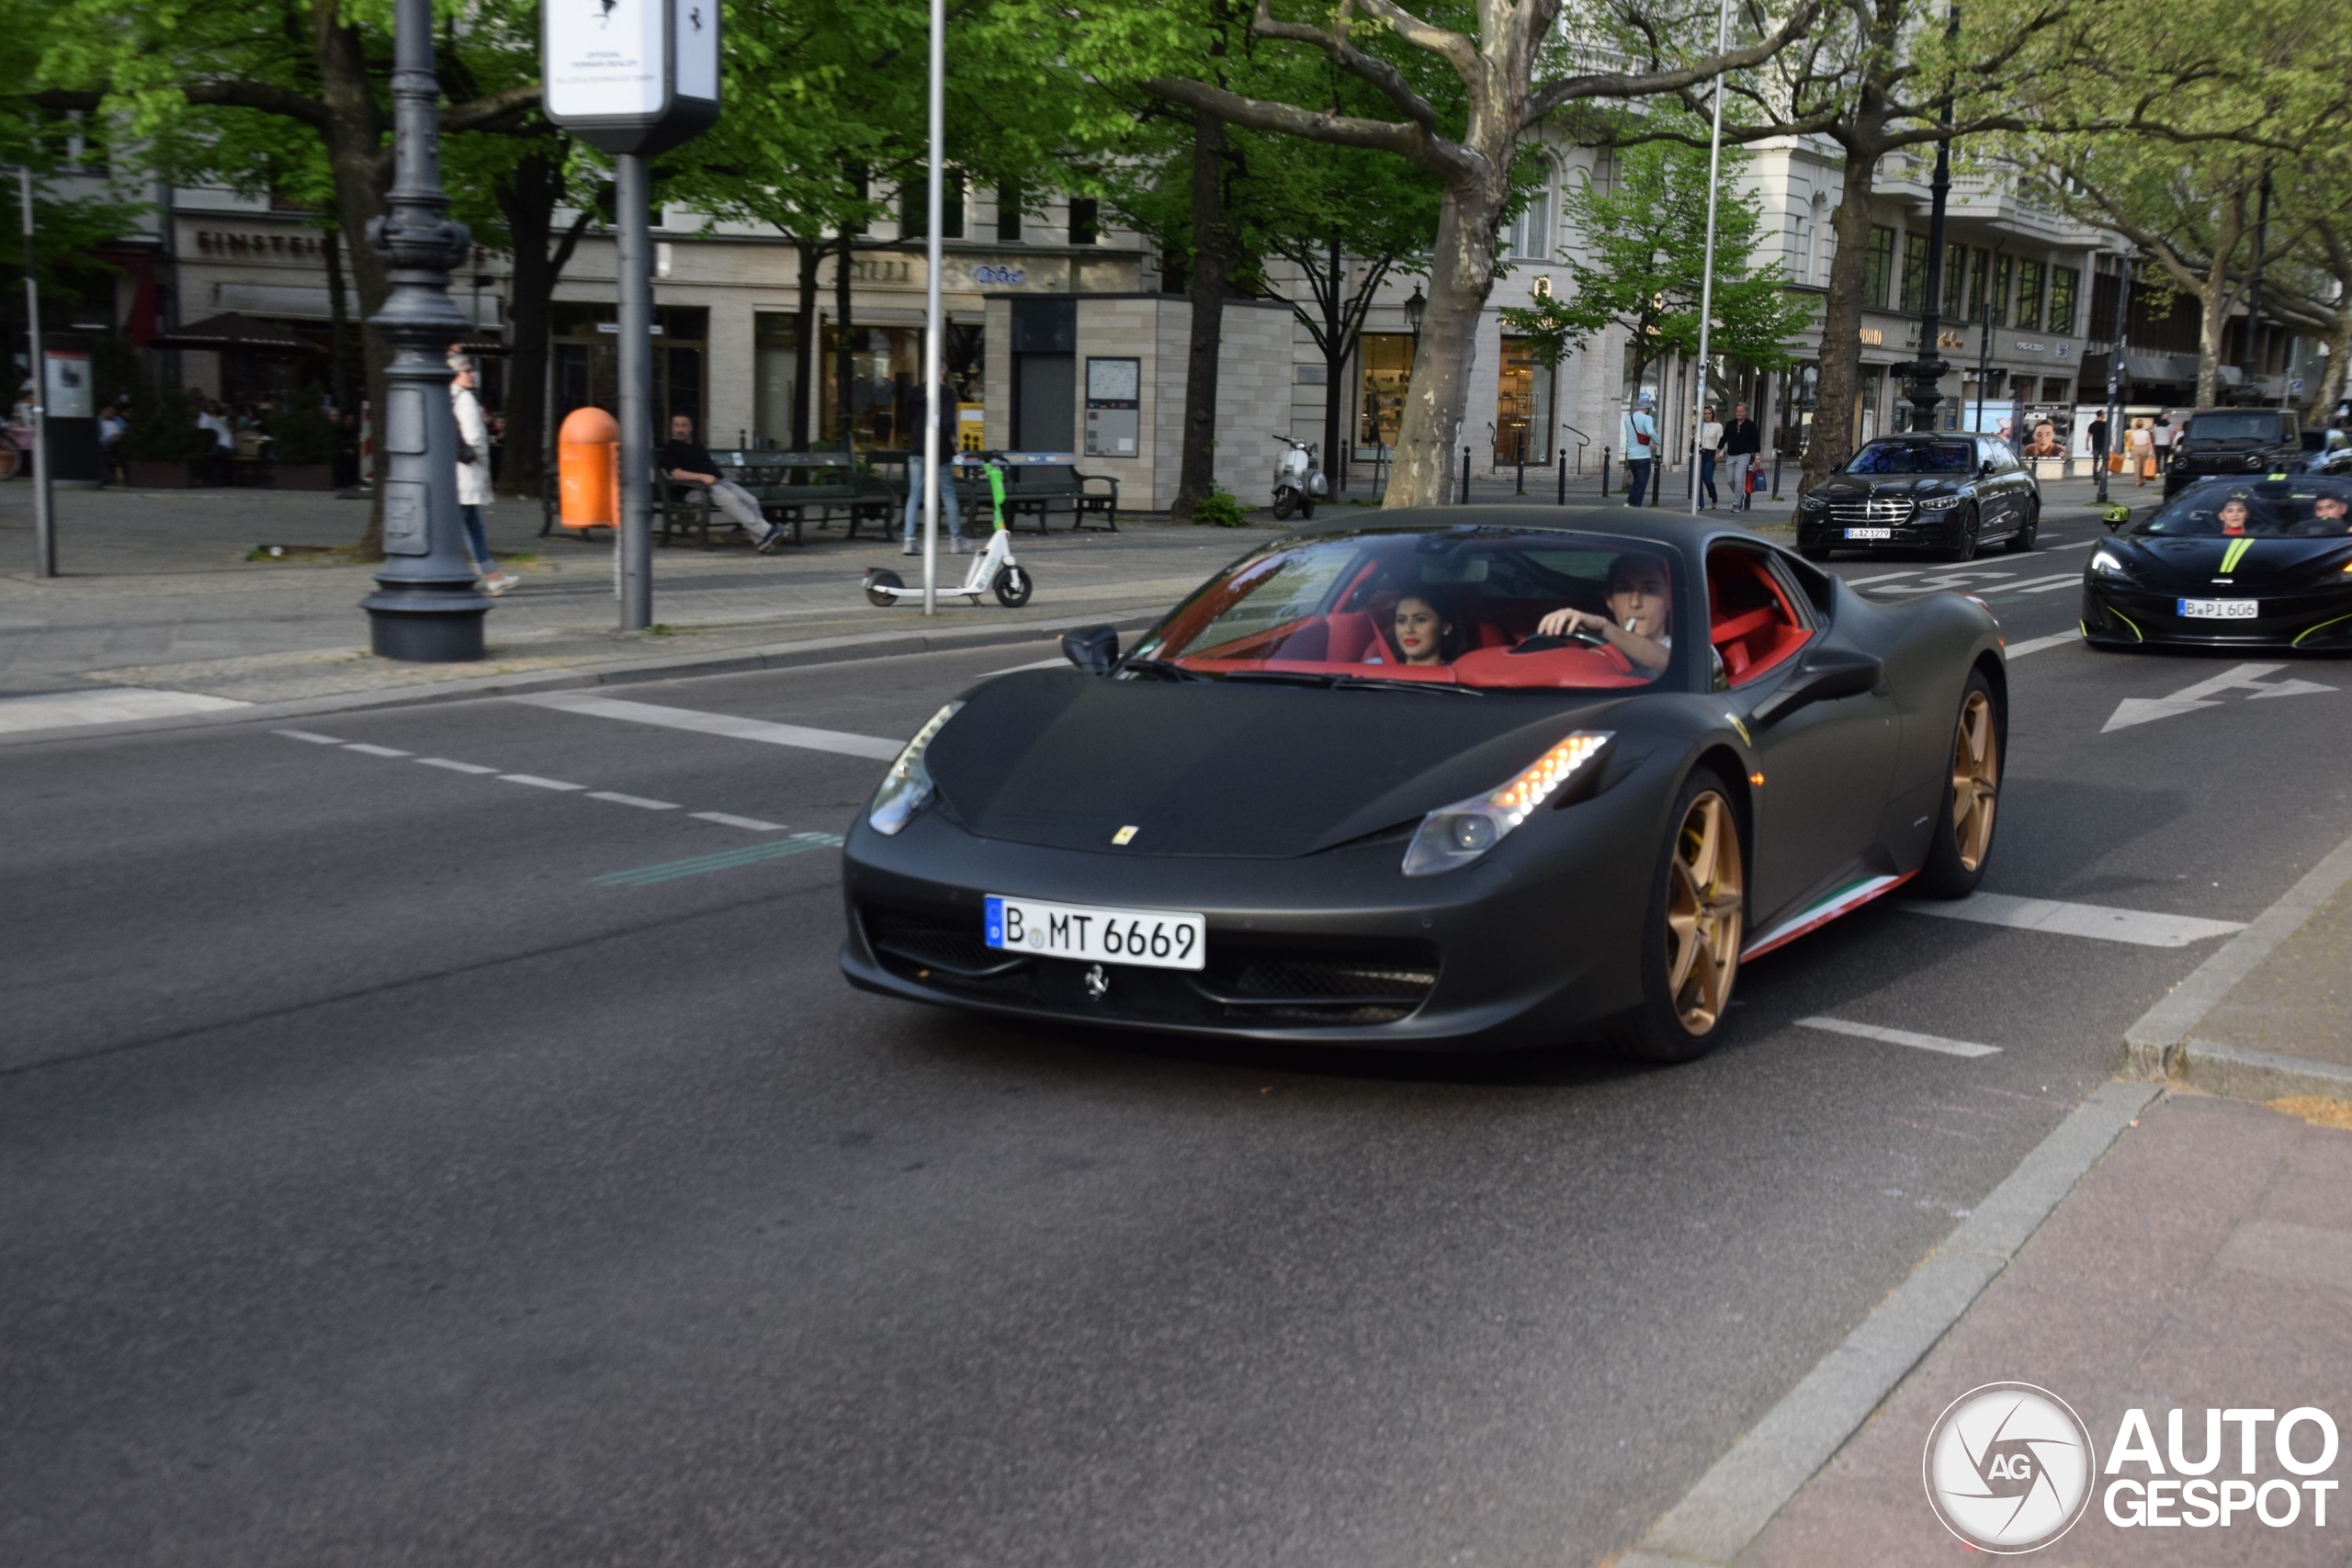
[[2114, 534, 2352, 584], [924, 671, 1634, 858]]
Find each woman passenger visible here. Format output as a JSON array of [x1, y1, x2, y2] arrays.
[[2217, 497, 2254, 536], [1375, 591, 1462, 666], [1535, 552, 1675, 672]]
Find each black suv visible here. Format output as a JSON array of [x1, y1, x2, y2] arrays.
[[1796, 434, 2041, 560], [2165, 407, 2303, 496]]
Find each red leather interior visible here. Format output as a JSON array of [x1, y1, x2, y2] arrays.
[[1706, 552, 1812, 684]]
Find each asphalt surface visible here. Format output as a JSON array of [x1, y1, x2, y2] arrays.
[[6, 498, 2349, 1567]]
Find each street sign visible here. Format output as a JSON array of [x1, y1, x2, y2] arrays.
[[543, 0, 720, 155]]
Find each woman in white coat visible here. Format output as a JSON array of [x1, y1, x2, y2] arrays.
[[449, 355, 517, 595]]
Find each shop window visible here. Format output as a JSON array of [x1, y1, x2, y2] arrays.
[[2047, 266, 2079, 335], [1861, 226, 1895, 310], [1494, 336, 1552, 464], [1966, 249, 1990, 323], [822, 323, 923, 447], [1068, 197, 1099, 246], [1509, 170, 1554, 261], [1943, 243, 1969, 321], [1355, 333, 1414, 458], [2041, 376, 2072, 402], [1776, 362, 1820, 457], [551, 306, 707, 441], [1990, 254, 2013, 328], [753, 312, 799, 447], [899, 171, 966, 240], [1901, 233, 1928, 313], [2014, 261, 2045, 333]]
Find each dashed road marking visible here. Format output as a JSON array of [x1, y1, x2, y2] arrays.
[[591, 832, 845, 887], [273, 729, 345, 745], [497, 773, 586, 792], [2000, 573, 2084, 594], [416, 757, 500, 774], [587, 790, 682, 810], [1796, 1017, 2002, 1058], [1908, 890, 2245, 947], [513, 691, 903, 761], [344, 743, 412, 758], [1842, 569, 1929, 587], [2003, 631, 2078, 660], [689, 810, 789, 831]]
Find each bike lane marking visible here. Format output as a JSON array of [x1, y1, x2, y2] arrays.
[[510, 691, 903, 760]]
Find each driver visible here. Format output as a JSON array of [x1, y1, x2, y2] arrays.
[[2304, 492, 2350, 534], [1535, 552, 1674, 671]]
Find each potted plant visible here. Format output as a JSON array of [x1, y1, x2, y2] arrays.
[[122, 381, 212, 487], [269, 391, 337, 490]]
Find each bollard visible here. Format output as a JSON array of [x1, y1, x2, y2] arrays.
[[1557, 451, 1566, 505], [1461, 446, 1472, 505], [1771, 452, 1784, 502], [1516, 437, 1526, 496], [558, 406, 621, 530], [1601, 446, 1611, 495]]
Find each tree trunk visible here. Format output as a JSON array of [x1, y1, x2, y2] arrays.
[[792, 236, 820, 448], [312, 3, 394, 555], [835, 227, 854, 449], [321, 224, 356, 416], [1385, 175, 1505, 507], [1321, 232, 1345, 491], [1174, 103, 1232, 519], [2193, 197, 2247, 407], [1801, 135, 1884, 498]]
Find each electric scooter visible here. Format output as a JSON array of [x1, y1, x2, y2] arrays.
[[863, 456, 1034, 608], [1271, 434, 1328, 521]]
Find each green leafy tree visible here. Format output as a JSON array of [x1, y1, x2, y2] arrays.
[[1499, 134, 1811, 443]]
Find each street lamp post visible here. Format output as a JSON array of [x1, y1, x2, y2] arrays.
[[19, 167, 55, 578], [2098, 254, 2132, 504], [1897, 9, 1961, 436], [358, 0, 488, 662]]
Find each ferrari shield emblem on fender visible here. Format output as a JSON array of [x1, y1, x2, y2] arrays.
[[1112, 825, 1139, 845]]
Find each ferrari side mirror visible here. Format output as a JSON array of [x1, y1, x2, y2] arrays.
[[1749, 646, 1883, 728], [1061, 624, 1120, 674], [2099, 502, 2131, 529]]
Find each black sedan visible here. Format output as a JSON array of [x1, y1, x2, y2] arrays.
[[1796, 435, 2041, 561], [2083, 475, 2352, 651], [840, 513, 2007, 1061]]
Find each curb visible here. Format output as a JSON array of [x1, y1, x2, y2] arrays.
[[1613, 1078, 2161, 1568], [0, 607, 1165, 749], [2119, 826, 2352, 1099]]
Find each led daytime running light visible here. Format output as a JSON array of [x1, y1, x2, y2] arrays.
[[867, 701, 963, 835], [1485, 734, 1611, 828], [1401, 731, 1612, 876]]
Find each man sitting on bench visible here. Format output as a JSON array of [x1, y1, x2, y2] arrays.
[[662, 414, 788, 552]]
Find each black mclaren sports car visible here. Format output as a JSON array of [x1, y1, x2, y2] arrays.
[[841, 513, 2008, 1060], [2083, 474, 2352, 651]]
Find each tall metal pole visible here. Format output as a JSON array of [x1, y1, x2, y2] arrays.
[[616, 152, 653, 632], [1901, 8, 1961, 434], [2098, 254, 2132, 503], [921, 0, 944, 615], [359, 0, 487, 661], [1689, 0, 1730, 515], [20, 167, 54, 578]]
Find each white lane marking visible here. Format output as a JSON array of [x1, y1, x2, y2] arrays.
[[498, 773, 586, 792], [0, 687, 251, 735], [588, 790, 683, 811], [1796, 1017, 2002, 1058], [2047, 538, 2097, 549], [345, 742, 412, 758], [513, 692, 902, 761], [274, 728, 346, 744], [2004, 632, 2078, 660], [2003, 573, 2084, 594], [1907, 891, 2245, 948], [1842, 569, 1930, 586], [690, 811, 789, 831], [415, 757, 500, 774], [982, 657, 1069, 677], [2102, 661, 2337, 733], [1868, 569, 2019, 597]]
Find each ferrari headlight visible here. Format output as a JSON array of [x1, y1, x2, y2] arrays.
[[1916, 493, 1962, 510], [2089, 547, 2133, 581], [1401, 732, 1612, 876], [867, 701, 963, 835]]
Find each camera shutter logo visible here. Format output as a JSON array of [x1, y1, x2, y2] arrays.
[[1922, 1382, 2097, 1552]]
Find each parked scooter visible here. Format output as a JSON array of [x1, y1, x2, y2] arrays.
[[1271, 434, 1328, 521], [863, 456, 1033, 608]]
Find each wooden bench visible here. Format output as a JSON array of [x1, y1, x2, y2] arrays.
[[969, 451, 1120, 533], [656, 450, 899, 547]]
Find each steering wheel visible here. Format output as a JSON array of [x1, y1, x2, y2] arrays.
[[1510, 626, 1609, 656]]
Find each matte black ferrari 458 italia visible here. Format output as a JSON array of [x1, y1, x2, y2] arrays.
[[1796, 434, 2041, 561], [841, 512, 2008, 1060], [2083, 474, 2352, 650]]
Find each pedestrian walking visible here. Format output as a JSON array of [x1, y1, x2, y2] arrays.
[[662, 413, 788, 552], [2086, 411, 2109, 470], [1723, 402, 1761, 512], [1623, 392, 1657, 507], [1697, 403, 1724, 508], [2127, 418, 2155, 488], [900, 363, 969, 557], [2151, 412, 2175, 475], [96, 403, 129, 487], [448, 355, 519, 595]]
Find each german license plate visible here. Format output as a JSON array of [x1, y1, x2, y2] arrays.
[[983, 895, 1205, 971], [2177, 598, 2258, 619], [1844, 526, 1894, 539]]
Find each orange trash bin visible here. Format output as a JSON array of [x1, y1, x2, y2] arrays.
[[558, 407, 620, 529]]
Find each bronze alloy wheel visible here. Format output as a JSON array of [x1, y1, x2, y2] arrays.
[[1950, 690, 2000, 873], [1665, 791, 1745, 1035]]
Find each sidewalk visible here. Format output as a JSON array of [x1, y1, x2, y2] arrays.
[[0, 484, 1280, 714], [1617, 829, 2352, 1567]]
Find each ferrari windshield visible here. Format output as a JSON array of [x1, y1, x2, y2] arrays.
[[1127, 527, 1688, 691], [2183, 412, 2285, 442], [2128, 479, 2352, 537], [1845, 441, 1974, 475]]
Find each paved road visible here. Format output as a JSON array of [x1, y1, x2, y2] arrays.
[[6, 502, 2347, 1567]]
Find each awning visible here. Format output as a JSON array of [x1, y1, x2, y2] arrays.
[[144, 312, 324, 354]]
